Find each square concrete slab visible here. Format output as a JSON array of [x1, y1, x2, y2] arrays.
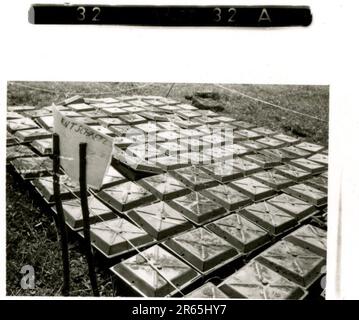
[[267, 193, 316, 220], [119, 114, 147, 125], [24, 109, 53, 119], [206, 213, 270, 253], [237, 129, 263, 140], [169, 166, 218, 191], [32, 174, 81, 203], [111, 244, 199, 297], [252, 127, 277, 136], [67, 103, 94, 112], [60, 195, 116, 230], [90, 217, 154, 257], [138, 173, 190, 201], [304, 175, 328, 193], [96, 181, 156, 212], [157, 121, 180, 131], [257, 136, 286, 148], [251, 169, 295, 191], [241, 201, 297, 235], [200, 184, 251, 211], [229, 158, 262, 175], [275, 164, 312, 182], [101, 166, 127, 189], [274, 133, 300, 145], [30, 138, 53, 155], [285, 224, 327, 258], [218, 260, 306, 299], [110, 125, 143, 137], [239, 140, 268, 151], [14, 128, 51, 142], [199, 161, 245, 183], [102, 107, 129, 116], [308, 153, 328, 166], [11, 156, 53, 179], [296, 142, 325, 154], [37, 116, 54, 130], [126, 143, 166, 160], [256, 240, 325, 288], [281, 145, 311, 158], [98, 117, 126, 127], [7, 145, 37, 162], [185, 282, 228, 298], [229, 177, 276, 201], [128, 201, 192, 240], [244, 154, 281, 169], [283, 184, 327, 206], [155, 155, 191, 171], [167, 191, 227, 225], [290, 158, 326, 174], [8, 117, 39, 133], [88, 125, 116, 137], [260, 148, 296, 162], [164, 228, 238, 272]]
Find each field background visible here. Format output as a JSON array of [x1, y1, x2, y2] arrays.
[[8, 81, 329, 144], [6, 81, 329, 296]]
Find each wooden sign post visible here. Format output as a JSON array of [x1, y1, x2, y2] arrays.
[[52, 135, 100, 296], [52, 133, 70, 296], [79, 142, 99, 296], [52, 105, 113, 296]]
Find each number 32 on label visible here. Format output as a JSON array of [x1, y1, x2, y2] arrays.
[[77, 6, 101, 22], [213, 8, 237, 23]]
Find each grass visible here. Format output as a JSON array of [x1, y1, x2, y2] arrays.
[[6, 173, 114, 296], [6, 81, 329, 296], [8, 81, 329, 145]]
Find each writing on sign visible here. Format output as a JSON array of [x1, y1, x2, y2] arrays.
[[53, 105, 113, 190]]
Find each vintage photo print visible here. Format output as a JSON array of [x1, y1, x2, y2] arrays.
[[6, 81, 328, 299]]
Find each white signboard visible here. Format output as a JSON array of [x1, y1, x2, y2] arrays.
[[53, 105, 114, 190]]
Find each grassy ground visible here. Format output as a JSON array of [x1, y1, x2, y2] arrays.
[[6, 173, 114, 296], [6, 81, 329, 296], [8, 81, 329, 144]]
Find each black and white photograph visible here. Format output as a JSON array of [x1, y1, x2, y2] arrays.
[[3, 0, 359, 308], [6, 81, 329, 299]]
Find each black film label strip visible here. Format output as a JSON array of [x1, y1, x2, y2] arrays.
[[29, 5, 312, 27]]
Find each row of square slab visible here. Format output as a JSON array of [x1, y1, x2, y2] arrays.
[[7, 142, 327, 209], [45, 193, 322, 258], [27, 170, 327, 275], [109, 223, 326, 298], [7, 94, 327, 176], [7, 97, 327, 195], [94, 171, 326, 218], [6, 155, 325, 232], [84, 196, 326, 260], [24, 162, 326, 252], [7, 137, 328, 172]]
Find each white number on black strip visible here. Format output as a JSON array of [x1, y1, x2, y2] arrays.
[[76, 6, 101, 22], [213, 7, 237, 23]]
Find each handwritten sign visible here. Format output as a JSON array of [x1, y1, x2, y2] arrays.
[[53, 105, 114, 190]]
